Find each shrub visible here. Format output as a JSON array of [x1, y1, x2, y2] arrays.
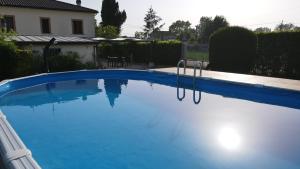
[[209, 26, 257, 73], [132, 42, 152, 63], [30, 52, 44, 74], [48, 52, 84, 72], [153, 40, 182, 65], [84, 62, 97, 69], [96, 25, 119, 39], [97, 40, 182, 66], [0, 41, 17, 80], [15, 49, 43, 77], [97, 42, 113, 59], [14, 49, 33, 77], [255, 32, 300, 79]]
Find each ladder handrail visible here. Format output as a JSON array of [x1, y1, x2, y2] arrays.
[[193, 61, 203, 87], [193, 89, 201, 104], [176, 60, 186, 101], [192, 61, 203, 104], [176, 60, 203, 104], [193, 61, 202, 78], [177, 60, 186, 77], [177, 85, 185, 101]]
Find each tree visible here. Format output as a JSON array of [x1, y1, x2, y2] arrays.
[[100, 0, 127, 34], [0, 29, 17, 80], [294, 27, 300, 32], [275, 21, 295, 32], [143, 7, 165, 39], [96, 25, 119, 39], [134, 31, 144, 39], [255, 27, 271, 33], [0, 29, 15, 41], [212, 16, 229, 31], [169, 20, 193, 40], [0, 16, 16, 41], [195, 16, 212, 42], [195, 15, 229, 43]]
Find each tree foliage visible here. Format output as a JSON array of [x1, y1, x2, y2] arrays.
[[274, 21, 300, 32], [0, 26, 15, 41], [96, 25, 119, 39], [275, 22, 294, 32], [294, 27, 300, 32], [143, 7, 165, 39], [255, 27, 271, 33], [100, 0, 126, 33], [134, 31, 144, 39], [0, 30, 17, 80], [196, 15, 229, 43], [169, 20, 195, 41], [275, 22, 300, 32]]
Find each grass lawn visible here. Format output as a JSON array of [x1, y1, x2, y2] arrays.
[[186, 51, 209, 61]]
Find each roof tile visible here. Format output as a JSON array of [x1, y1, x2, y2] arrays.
[[0, 0, 98, 13]]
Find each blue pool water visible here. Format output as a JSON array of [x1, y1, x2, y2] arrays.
[[0, 70, 300, 169]]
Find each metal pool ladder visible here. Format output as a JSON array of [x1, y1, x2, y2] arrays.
[[177, 60, 186, 101], [177, 60, 186, 79], [193, 61, 203, 86], [193, 61, 203, 104], [176, 60, 203, 104]]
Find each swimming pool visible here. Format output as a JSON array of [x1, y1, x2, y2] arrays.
[[0, 70, 300, 169]]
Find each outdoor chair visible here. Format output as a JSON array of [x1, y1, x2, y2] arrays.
[[107, 56, 119, 67]]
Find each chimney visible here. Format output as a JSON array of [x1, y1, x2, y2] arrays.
[[76, 0, 81, 6]]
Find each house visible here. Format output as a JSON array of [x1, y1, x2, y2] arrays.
[[150, 31, 177, 41], [0, 0, 99, 63]]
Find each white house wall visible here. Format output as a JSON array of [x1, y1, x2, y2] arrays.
[[30, 44, 96, 63], [0, 6, 96, 37], [60, 44, 95, 63]]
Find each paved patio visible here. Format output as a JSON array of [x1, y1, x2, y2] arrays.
[[154, 67, 300, 92]]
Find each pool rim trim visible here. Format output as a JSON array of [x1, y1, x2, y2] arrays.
[[0, 111, 41, 169], [2, 69, 300, 93]]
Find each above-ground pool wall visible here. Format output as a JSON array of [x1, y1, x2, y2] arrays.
[[0, 111, 41, 169], [25, 44, 97, 64]]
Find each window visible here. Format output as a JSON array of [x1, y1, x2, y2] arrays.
[[72, 20, 83, 34], [0, 15, 15, 31], [40, 18, 51, 34]]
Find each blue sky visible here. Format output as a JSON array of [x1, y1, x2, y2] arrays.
[[62, 0, 300, 36]]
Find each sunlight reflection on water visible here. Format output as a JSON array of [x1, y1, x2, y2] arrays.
[[218, 126, 242, 151]]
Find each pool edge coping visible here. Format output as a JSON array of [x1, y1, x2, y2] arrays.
[[151, 68, 300, 93], [2, 68, 300, 92]]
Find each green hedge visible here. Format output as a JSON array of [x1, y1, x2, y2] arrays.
[[15, 49, 43, 77], [48, 52, 84, 72], [0, 45, 92, 80], [0, 41, 17, 80], [97, 40, 182, 66], [208, 28, 300, 79], [255, 32, 300, 79], [209, 26, 257, 73], [132, 42, 152, 63], [0, 43, 44, 80], [153, 40, 182, 65]]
